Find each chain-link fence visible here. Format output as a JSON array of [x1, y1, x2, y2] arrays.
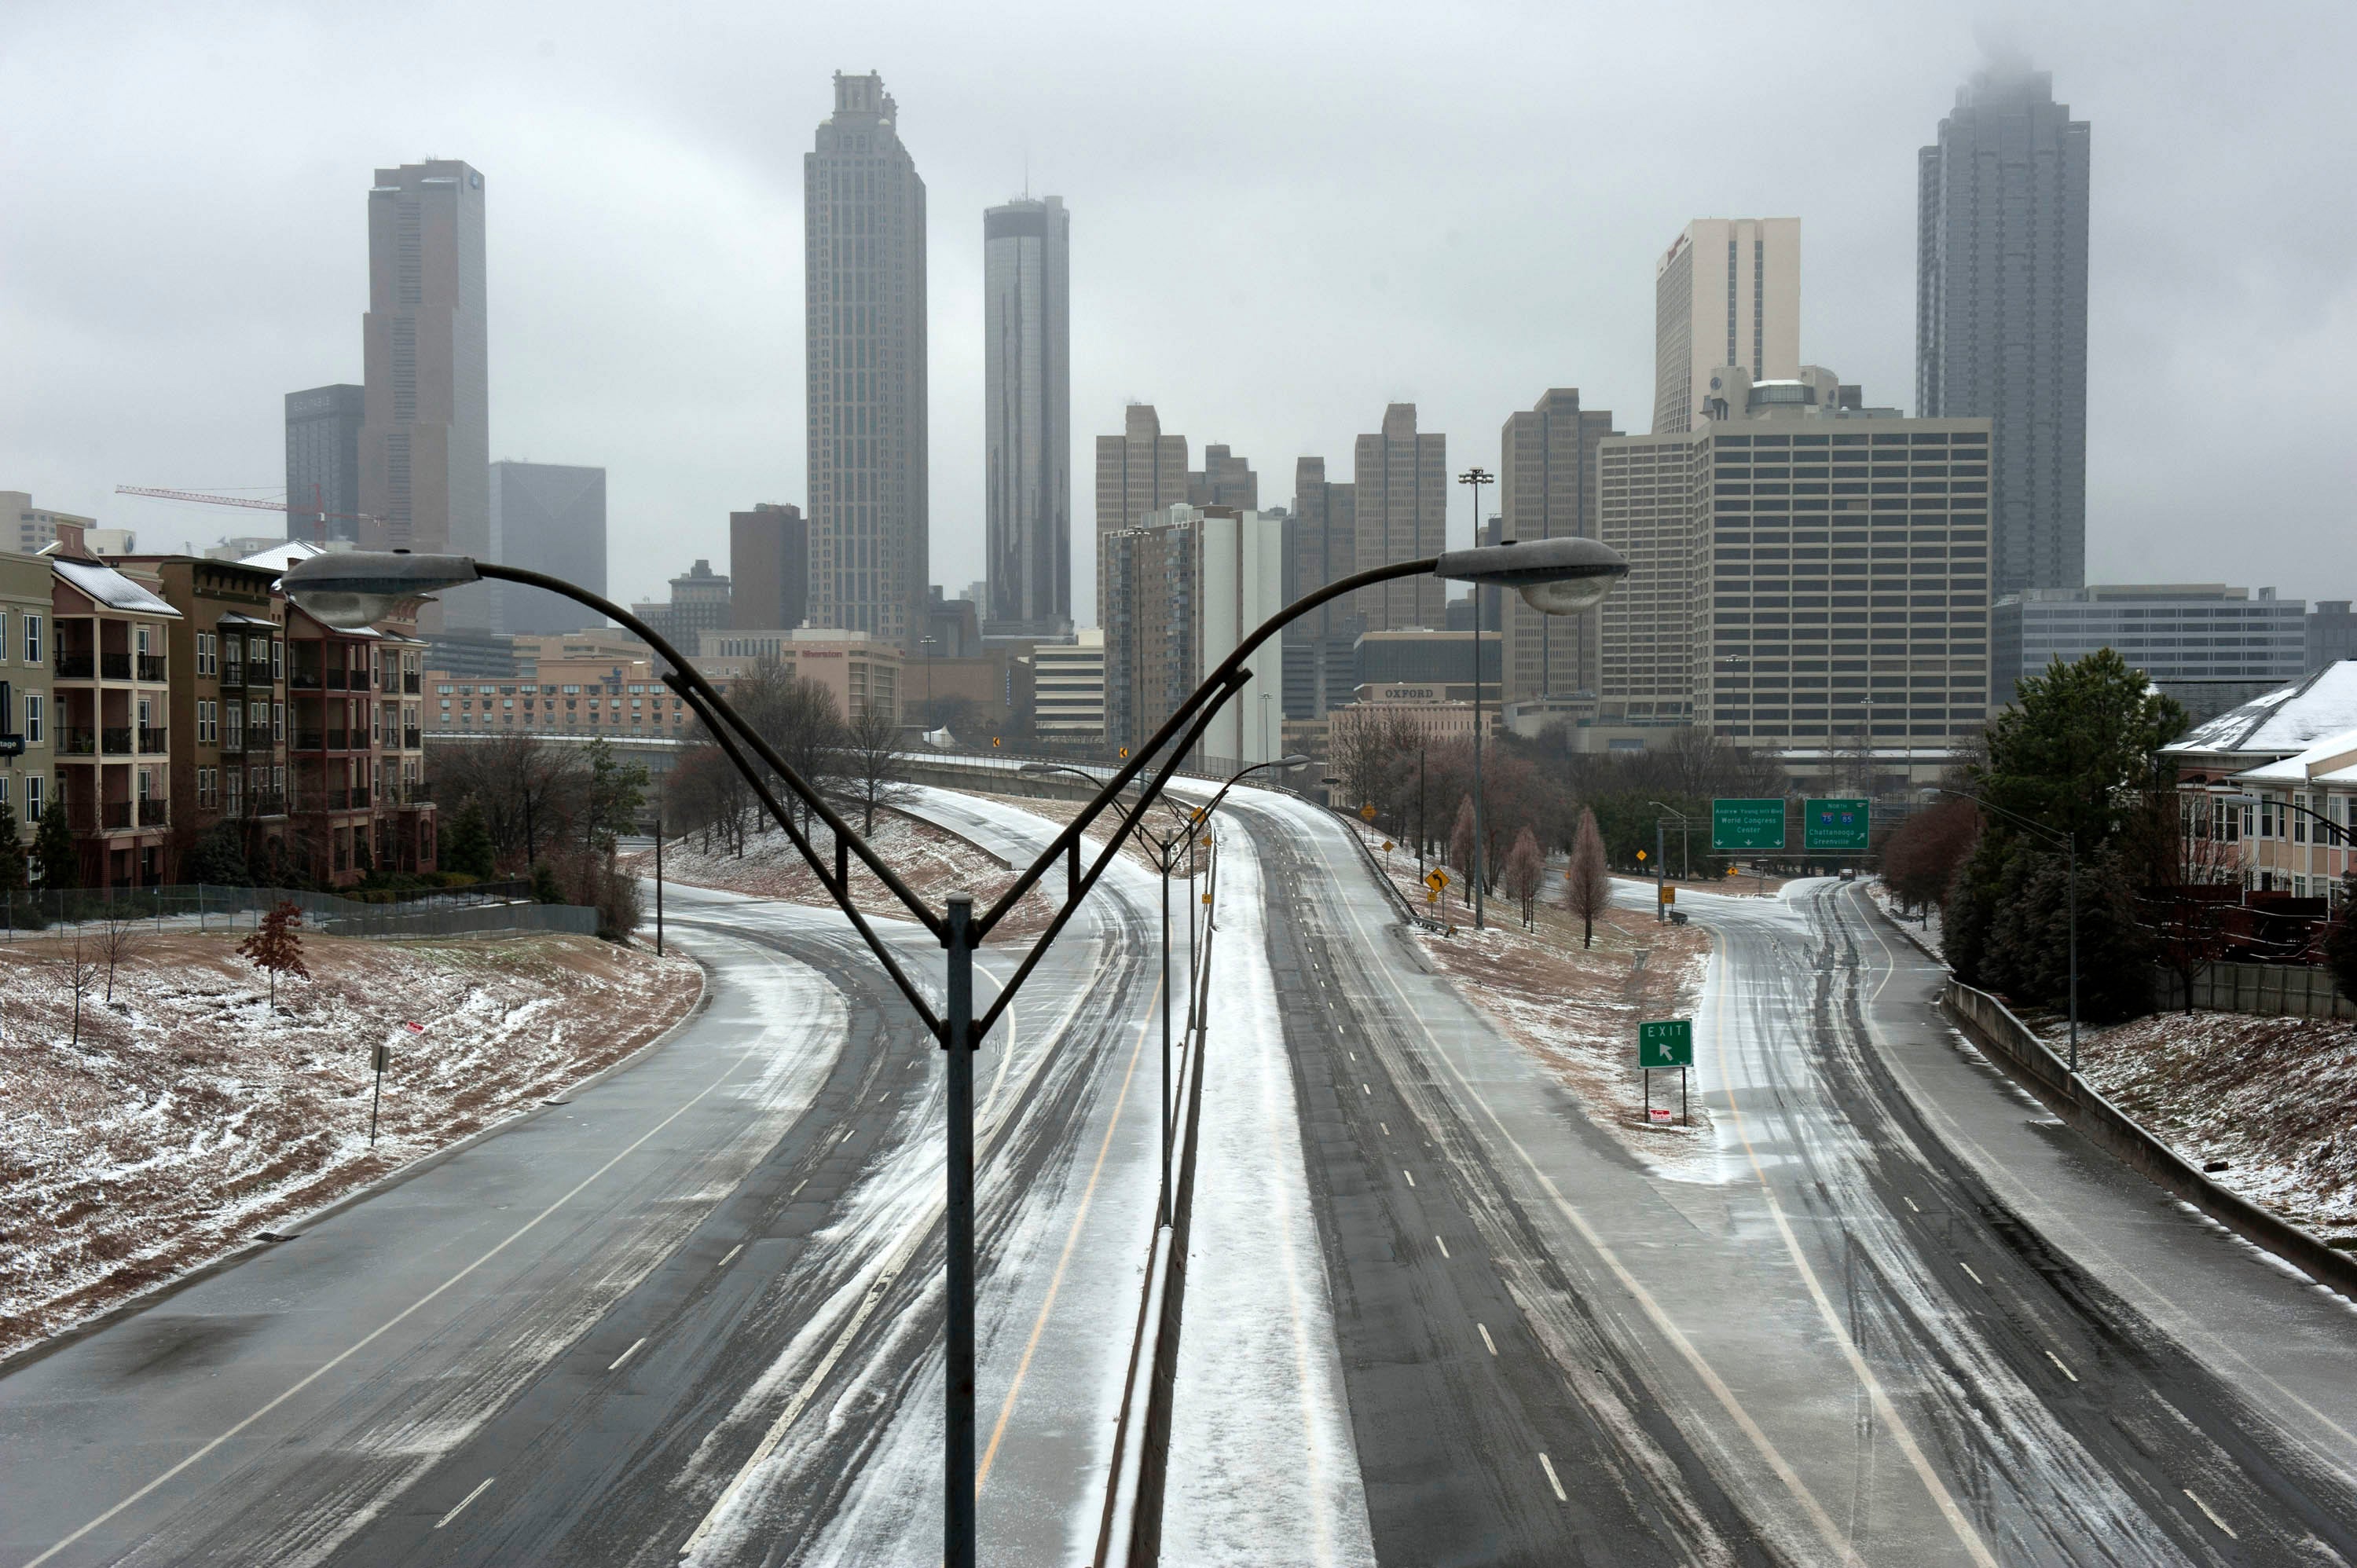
[[0, 883, 596, 940]]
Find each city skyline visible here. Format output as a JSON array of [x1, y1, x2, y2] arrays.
[[11, 9, 2355, 621]]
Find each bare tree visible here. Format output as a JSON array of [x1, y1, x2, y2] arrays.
[[1502, 826, 1543, 930], [57, 931, 102, 1046], [1449, 797, 1477, 908], [838, 705, 913, 837], [1565, 806, 1613, 950], [2126, 789, 2245, 1013], [97, 907, 140, 1005]]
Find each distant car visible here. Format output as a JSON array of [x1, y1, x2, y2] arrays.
[[1838, 867, 1857, 881]]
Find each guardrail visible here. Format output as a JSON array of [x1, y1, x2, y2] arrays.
[[1940, 977, 2357, 1305]]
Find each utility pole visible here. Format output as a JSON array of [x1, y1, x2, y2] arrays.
[[654, 814, 665, 956], [1457, 466, 1494, 931], [1656, 819, 1667, 922]]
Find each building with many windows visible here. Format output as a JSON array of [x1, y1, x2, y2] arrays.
[[136, 556, 290, 876], [1498, 387, 1618, 710], [1653, 219, 1800, 436], [1353, 404, 1448, 634], [982, 195, 1070, 639], [284, 607, 432, 883], [1993, 584, 2308, 719], [1030, 628, 1104, 742], [2163, 661, 2357, 903], [489, 460, 607, 636], [0, 550, 53, 851], [1, 493, 93, 557], [49, 548, 180, 886], [284, 384, 365, 543], [1095, 404, 1188, 540], [1282, 457, 1358, 720], [730, 503, 808, 632]]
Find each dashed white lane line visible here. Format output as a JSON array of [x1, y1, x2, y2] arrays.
[[1361, 1083, 1370, 1095], [2184, 1489, 2238, 1539], [717, 1244, 743, 1268], [434, 1476, 495, 1530], [1478, 1323, 1497, 1357], [789, 1179, 808, 1199], [1959, 1260, 1983, 1286], [1903, 1196, 1920, 1213], [2045, 1350, 2079, 1383], [1379, 1122, 1390, 1136], [1538, 1453, 1567, 1502], [1434, 1235, 1450, 1259], [607, 1336, 648, 1372], [1402, 1169, 1416, 1189]]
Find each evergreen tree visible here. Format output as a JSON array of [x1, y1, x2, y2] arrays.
[[186, 819, 251, 886], [530, 859, 564, 904], [0, 801, 27, 893], [32, 800, 78, 891], [442, 799, 497, 879]]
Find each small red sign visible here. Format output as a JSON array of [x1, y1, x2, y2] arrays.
[[404, 1020, 426, 1033], [1648, 1108, 1673, 1123]]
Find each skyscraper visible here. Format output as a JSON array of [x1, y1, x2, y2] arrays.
[[488, 461, 606, 635], [1186, 445, 1258, 510], [358, 159, 489, 630], [1917, 64, 2090, 595], [806, 71, 928, 647], [284, 384, 364, 543], [731, 502, 809, 630], [1095, 404, 1187, 536], [983, 195, 1070, 638], [1652, 218, 1800, 435], [1352, 403, 1446, 632], [1497, 388, 1617, 705], [1283, 458, 1357, 719]]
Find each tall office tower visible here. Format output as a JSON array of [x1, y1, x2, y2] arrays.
[[1099, 509, 1198, 752], [665, 559, 734, 644], [358, 159, 490, 630], [983, 195, 1070, 638], [488, 461, 606, 635], [1283, 457, 1358, 718], [1497, 388, 1617, 707], [284, 385, 365, 543], [1652, 218, 1800, 434], [1186, 445, 1258, 510], [1094, 403, 1187, 535], [1917, 64, 2090, 595], [731, 502, 809, 629], [1352, 403, 1446, 632], [806, 71, 928, 649]]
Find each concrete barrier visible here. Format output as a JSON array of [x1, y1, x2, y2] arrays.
[[1941, 978, 2357, 1305]]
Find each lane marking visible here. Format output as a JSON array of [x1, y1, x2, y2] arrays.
[[434, 1476, 495, 1530], [1360, 1083, 1370, 1096], [789, 1179, 807, 1199], [1716, 929, 2002, 1567], [977, 984, 1159, 1490], [1434, 1235, 1450, 1259], [1478, 1323, 1497, 1357], [1378, 1122, 1390, 1136], [1959, 1260, 1983, 1286], [717, 1244, 743, 1268], [24, 1046, 765, 1568], [608, 1336, 647, 1372], [2183, 1489, 2238, 1539], [1402, 1169, 1416, 1189], [1538, 1452, 1567, 1502], [1903, 1196, 1920, 1214], [2045, 1350, 2078, 1383]]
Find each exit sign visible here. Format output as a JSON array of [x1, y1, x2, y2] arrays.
[[1637, 1020, 1693, 1068]]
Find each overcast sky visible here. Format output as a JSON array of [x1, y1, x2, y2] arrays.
[[5, 1, 2354, 623]]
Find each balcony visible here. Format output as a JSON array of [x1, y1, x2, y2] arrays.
[[137, 654, 167, 682], [295, 729, 324, 751], [101, 653, 131, 680], [58, 727, 96, 756], [221, 731, 244, 755], [403, 673, 421, 694], [223, 661, 246, 687], [396, 781, 435, 806], [56, 653, 94, 679], [101, 727, 133, 755], [137, 799, 167, 827], [325, 669, 348, 690], [102, 800, 131, 830], [403, 727, 422, 749], [290, 669, 321, 691], [327, 729, 349, 751], [251, 790, 286, 818], [137, 726, 167, 753]]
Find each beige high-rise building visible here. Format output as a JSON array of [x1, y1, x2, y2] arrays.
[[1352, 403, 1446, 632], [1186, 444, 1258, 510], [1596, 434, 1704, 725], [1094, 404, 1187, 537], [1497, 389, 1617, 705], [1653, 218, 1800, 434]]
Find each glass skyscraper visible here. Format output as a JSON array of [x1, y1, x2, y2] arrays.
[[982, 195, 1069, 638]]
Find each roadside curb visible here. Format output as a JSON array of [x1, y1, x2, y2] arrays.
[[0, 940, 716, 1379], [1853, 893, 2357, 1307]]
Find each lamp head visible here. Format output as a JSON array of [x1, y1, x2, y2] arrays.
[[1434, 536, 1627, 616], [1280, 753, 1311, 771], [281, 550, 479, 628]]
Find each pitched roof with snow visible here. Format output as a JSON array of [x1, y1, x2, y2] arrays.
[[236, 540, 329, 573], [2230, 724, 2357, 786], [2165, 661, 2357, 759], [50, 559, 181, 617]]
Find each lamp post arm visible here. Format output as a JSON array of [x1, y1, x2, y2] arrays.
[[974, 554, 1436, 936], [670, 678, 945, 1035], [973, 676, 1245, 1039], [1940, 786, 2068, 852], [475, 561, 945, 939]]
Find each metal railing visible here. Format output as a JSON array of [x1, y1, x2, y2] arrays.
[[290, 670, 321, 690], [101, 652, 132, 680], [137, 654, 167, 682], [56, 653, 95, 679], [101, 801, 131, 829], [0, 881, 591, 940], [137, 799, 167, 826], [58, 727, 96, 755], [101, 727, 132, 754], [223, 661, 246, 687], [137, 726, 167, 753]]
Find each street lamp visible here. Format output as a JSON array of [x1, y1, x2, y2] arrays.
[[1457, 465, 1494, 929], [1941, 787, 2080, 1073], [284, 537, 1624, 1568]]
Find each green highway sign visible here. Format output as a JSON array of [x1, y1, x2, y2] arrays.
[[1637, 1019, 1693, 1068], [1711, 797, 1787, 852], [1804, 797, 1871, 852]]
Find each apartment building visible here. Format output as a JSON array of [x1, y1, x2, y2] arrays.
[[0, 551, 53, 848], [285, 605, 433, 883], [1031, 629, 1105, 742], [139, 556, 291, 875], [2164, 661, 2357, 903], [50, 552, 180, 886]]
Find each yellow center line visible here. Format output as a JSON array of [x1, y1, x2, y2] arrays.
[[975, 969, 1158, 1492]]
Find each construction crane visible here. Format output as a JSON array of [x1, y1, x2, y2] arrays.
[[112, 485, 376, 544]]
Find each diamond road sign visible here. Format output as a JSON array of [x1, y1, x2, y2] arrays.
[[1711, 797, 1787, 852], [1638, 1020, 1693, 1068], [1804, 797, 1871, 852]]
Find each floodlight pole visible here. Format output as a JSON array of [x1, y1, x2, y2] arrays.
[[1459, 465, 1493, 931]]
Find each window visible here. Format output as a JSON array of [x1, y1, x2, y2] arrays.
[[225, 703, 243, 749], [225, 768, 242, 817], [25, 614, 41, 665], [197, 766, 216, 808], [0, 612, 8, 662], [273, 702, 284, 741], [250, 636, 268, 665], [26, 775, 42, 821], [197, 698, 215, 744], [272, 639, 283, 680], [196, 632, 214, 676], [23, 694, 39, 746]]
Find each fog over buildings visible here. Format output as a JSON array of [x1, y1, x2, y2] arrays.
[[5, 5, 2354, 619]]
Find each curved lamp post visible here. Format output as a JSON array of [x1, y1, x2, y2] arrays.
[[283, 537, 1624, 1568]]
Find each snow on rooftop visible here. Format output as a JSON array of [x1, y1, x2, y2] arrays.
[[236, 540, 329, 572], [2168, 661, 2357, 757], [50, 559, 181, 617], [2229, 723, 2357, 784]]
